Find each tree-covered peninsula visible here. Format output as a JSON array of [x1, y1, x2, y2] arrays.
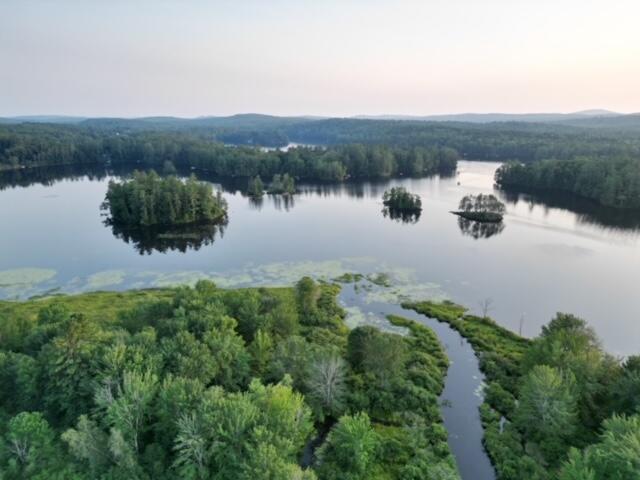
[[0, 278, 458, 479], [495, 156, 640, 210], [102, 171, 228, 227]]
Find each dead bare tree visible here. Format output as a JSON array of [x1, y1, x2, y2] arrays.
[[479, 298, 493, 318], [307, 354, 346, 415]]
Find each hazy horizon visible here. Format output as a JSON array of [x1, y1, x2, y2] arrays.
[[2, 0, 640, 117], [2, 109, 634, 120]]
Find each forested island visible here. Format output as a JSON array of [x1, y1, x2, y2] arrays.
[[381, 187, 423, 223], [496, 156, 640, 210], [0, 279, 458, 479], [382, 187, 422, 213], [247, 175, 264, 197], [102, 171, 228, 227], [268, 173, 296, 195]]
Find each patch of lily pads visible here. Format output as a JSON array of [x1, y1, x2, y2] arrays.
[[0, 268, 58, 299]]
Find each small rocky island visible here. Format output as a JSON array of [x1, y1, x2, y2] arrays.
[[382, 187, 422, 213], [452, 194, 505, 222], [382, 187, 423, 223]]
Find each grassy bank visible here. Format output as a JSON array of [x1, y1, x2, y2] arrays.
[[403, 300, 541, 479]]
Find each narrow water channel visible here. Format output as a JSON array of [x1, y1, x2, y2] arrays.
[[339, 283, 496, 480]]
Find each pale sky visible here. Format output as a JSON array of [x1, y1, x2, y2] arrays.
[[1, 0, 639, 117]]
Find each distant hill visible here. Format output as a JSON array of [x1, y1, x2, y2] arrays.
[[1, 115, 88, 124], [2, 110, 630, 128], [355, 110, 622, 123], [0, 113, 316, 130], [554, 113, 640, 131], [77, 113, 317, 132]]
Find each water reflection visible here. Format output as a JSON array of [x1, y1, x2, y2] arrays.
[[248, 195, 264, 210], [1, 163, 639, 235], [0, 163, 116, 190], [382, 206, 421, 224], [499, 188, 640, 233], [272, 194, 295, 211], [457, 217, 505, 239], [108, 221, 227, 255], [2, 161, 640, 354]]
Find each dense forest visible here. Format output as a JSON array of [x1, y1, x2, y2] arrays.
[[4, 115, 640, 165], [283, 119, 640, 163], [406, 301, 640, 480], [0, 124, 458, 181], [0, 279, 459, 479], [102, 171, 228, 227], [496, 156, 640, 209]]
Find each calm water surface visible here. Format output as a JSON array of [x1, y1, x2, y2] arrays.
[[1, 161, 639, 355]]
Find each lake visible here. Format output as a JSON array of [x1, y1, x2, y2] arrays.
[[1, 161, 639, 356]]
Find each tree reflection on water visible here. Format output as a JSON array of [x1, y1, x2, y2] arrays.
[[108, 221, 227, 255], [382, 207, 421, 224], [457, 217, 505, 239]]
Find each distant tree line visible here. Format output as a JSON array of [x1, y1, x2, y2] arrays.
[[3, 117, 640, 170], [496, 156, 640, 209], [283, 118, 640, 163], [102, 171, 228, 226], [0, 124, 458, 181]]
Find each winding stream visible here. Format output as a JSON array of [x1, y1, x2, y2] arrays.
[[339, 283, 496, 480]]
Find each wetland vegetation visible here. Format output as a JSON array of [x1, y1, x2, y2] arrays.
[[405, 300, 640, 480]]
